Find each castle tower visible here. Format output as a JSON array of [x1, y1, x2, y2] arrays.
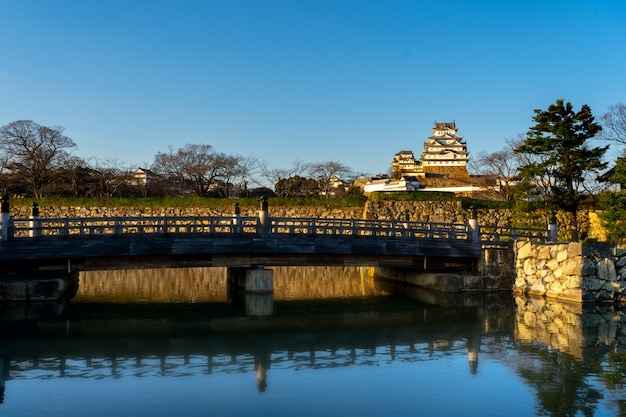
[[419, 121, 469, 178], [391, 150, 424, 179]]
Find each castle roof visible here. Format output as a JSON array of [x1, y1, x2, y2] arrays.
[[432, 121, 458, 131]]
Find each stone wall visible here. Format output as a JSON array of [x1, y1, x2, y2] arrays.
[[9, 200, 511, 227], [8, 204, 363, 219], [514, 241, 626, 303]]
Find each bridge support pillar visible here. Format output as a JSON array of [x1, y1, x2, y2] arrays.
[[227, 267, 274, 316], [245, 267, 273, 294]]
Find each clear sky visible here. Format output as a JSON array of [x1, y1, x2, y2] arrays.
[[1, 0, 625, 178]]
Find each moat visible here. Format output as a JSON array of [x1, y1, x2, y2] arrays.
[[1, 266, 625, 416]]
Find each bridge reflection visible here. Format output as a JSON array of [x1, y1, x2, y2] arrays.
[[2, 291, 625, 416], [0, 296, 502, 397]]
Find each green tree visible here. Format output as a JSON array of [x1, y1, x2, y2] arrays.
[[515, 99, 607, 241], [599, 156, 626, 242], [275, 175, 318, 197]]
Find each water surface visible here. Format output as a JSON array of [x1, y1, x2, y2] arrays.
[[1, 267, 625, 416]]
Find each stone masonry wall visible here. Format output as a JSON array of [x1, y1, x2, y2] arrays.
[[9, 201, 512, 227], [514, 241, 626, 304]]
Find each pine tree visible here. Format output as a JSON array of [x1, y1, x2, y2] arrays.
[[515, 99, 607, 241]]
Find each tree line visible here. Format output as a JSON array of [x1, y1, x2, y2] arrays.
[[2, 99, 626, 241], [0, 120, 358, 199]]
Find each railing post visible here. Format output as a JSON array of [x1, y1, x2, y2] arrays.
[[233, 202, 241, 234], [258, 196, 270, 237], [403, 211, 410, 237], [29, 202, 41, 237], [114, 219, 123, 235], [468, 207, 480, 244], [1, 195, 12, 241], [62, 219, 69, 236], [548, 211, 558, 243]]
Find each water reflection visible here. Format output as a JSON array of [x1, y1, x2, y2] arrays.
[[1, 267, 626, 416], [75, 266, 381, 303]]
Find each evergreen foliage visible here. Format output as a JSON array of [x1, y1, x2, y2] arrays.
[[600, 156, 626, 242], [514, 99, 607, 240]]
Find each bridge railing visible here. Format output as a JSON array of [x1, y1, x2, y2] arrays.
[[480, 225, 548, 247], [5, 215, 473, 241], [3, 213, 548, 247], [8, 216, 261, 238], [270, 217, 470, 240]]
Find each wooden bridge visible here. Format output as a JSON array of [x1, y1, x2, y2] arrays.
[[0, 209, 548, 272]]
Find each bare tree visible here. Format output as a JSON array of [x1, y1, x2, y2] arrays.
[[221, 154, 259, 197], [152, 143, 246, 197], [599, 103, 626, 146], [0, 120, 77, 197], [471, 137, 522, 200], [152, 144, 214, 196], [260, 160, 310, 197], [307, 160, 353, 198], [91, 158, 133, 198]]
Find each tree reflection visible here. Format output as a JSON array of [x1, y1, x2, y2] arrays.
[[602, 351, 626, 415], [517, 346, 603, 417]]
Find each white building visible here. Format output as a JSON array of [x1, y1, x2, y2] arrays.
[[363, 177, 419, 195]]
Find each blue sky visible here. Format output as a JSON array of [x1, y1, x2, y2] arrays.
[[1, 0, 625, 178]]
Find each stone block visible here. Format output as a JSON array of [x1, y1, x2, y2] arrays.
[[614, 243, 626, 257], [559, 288, 585, 303], [597, 258, 617, 281], [583, 276, 603, 291], [530, 280, 546, 296], [523, 259, 535, 276], [567, 242, 583, 257], [537, 246, 552, 260], [561, 258, 582, 275], [556, 249, 569, 263], [548, 280, 563, 295], [517, 242, 533, 260], [566, 275, 583, 288], [602, 281, 621, 292], [1, 281, 28, 300], [547, 259, 560, 271], [28, 279, 66, 299], [581, 259, 597, 276]]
